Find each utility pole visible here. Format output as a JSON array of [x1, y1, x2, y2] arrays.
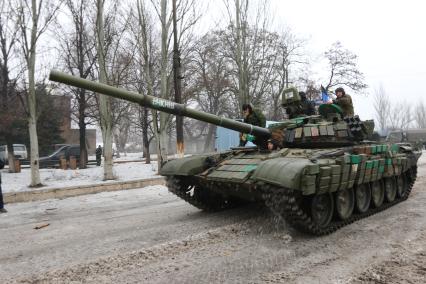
[[172, 0, 184, 157]]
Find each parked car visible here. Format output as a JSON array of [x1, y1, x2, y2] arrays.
[[0, 144, 28, 162], [39, 145, 80, 168]]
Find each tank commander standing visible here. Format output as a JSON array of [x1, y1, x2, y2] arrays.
[[299, 92, 315, 116], [286, 92, 315, 119], [333, 87, 354, 117], [239, 103, 266, 147]]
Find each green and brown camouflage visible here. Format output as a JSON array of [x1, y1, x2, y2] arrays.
[[49, 70, 421, 236]]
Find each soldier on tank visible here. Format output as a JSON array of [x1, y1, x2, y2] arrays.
[[299, 92, 316, 116], [267, 138, 280, 151], [333, 87, 354, 117], [239, 103, 266, 147], [286, 92, 316, 119]]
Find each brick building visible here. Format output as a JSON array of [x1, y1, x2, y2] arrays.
[[52, 95, 96, 155]]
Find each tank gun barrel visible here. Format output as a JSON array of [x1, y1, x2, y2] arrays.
[[49, 70, 271, 138]]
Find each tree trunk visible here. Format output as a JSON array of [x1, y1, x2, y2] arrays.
[[96, 0, 114, 180], [235, 0, 245, 108], [28, 0, 41, 186], [203, 124, 216, 152], [136, 0, 150, 164], [172, 0, 184, 158], [142, 107, 150, 164], [152, 110, 161, 167], [78, 90, 87, 169], [156, 0, 169, 169]]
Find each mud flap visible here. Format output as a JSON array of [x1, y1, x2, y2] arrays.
[[251, 158, 316, 190]]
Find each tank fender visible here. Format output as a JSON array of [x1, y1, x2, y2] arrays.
[[251, 158, 316, 190], [160, 154, 221, 176]]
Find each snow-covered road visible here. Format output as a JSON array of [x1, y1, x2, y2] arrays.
[[1, 156, 426, 283], [0, 184, 425, 282]]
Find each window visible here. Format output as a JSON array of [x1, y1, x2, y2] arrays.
[[14, 145, 26, 151], [68, 147, 80, 157]]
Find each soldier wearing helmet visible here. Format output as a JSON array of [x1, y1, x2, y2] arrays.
[[285, 92, 316, 119], [333, 87, 354, 117]]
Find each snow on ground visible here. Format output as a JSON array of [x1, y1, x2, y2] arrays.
[[88, 152, 145, 162], [88, 152, 189, 162], [1, 160, 159, 193]]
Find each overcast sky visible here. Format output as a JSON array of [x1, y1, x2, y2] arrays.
[[203, 0, 426, 121], [272, 0, 426, 120]]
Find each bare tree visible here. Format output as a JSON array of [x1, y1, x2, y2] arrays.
[[324, 41, 367, 93], [113, 114, 131, 155], [222, 0, 275, 113], [185, 32, 234, 151], [17, 0, 61, 186], [269, 29, 308, 120], [0, 0, 22, 172], [56, 0, 98, 169], [222, 0, 249, 108], [96, 0, 114, 180], [132, 0, 158, 164], [155, 0, 171, 167], [388, 102, 413, 130], [414, 101, 426, 128], [129, 102, 154, 163], [373, 84, 390, 132], [102, 7, 136, 158], [172, 0, 184, 157], [147, 0, 202, 167]]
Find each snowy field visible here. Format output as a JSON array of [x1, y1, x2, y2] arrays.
[[1, 160, 159, 193], [88, 152, 145, 162]]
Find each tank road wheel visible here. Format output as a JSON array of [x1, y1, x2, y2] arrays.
[[311, 193, 334, 228], [384, 178, 397, 202], [335, 188, 355, 220], [396, 175, 407, 198], [370, 181, 385, 208], [355, 184, 371, 213]]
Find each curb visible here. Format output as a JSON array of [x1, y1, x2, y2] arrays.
[[4, 177, 165, 204]]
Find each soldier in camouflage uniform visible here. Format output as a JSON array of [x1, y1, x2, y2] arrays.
[[333, 87, 354, 117], [286, 92, 316, 119], [239, 103, 266, 147]]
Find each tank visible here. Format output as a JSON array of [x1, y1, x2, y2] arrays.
[[49, 70, 422, 235]]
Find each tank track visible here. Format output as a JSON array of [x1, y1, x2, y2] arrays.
[[166, 176, 235, 212], [261, 166, 417, 236]]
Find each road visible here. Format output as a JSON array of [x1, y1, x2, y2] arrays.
[[1, 158, 426, 283]]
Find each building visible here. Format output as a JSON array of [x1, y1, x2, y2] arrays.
[[52, 95, 96, 155]]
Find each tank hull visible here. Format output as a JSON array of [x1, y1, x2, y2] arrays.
[[161, 143, 421, 235]]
